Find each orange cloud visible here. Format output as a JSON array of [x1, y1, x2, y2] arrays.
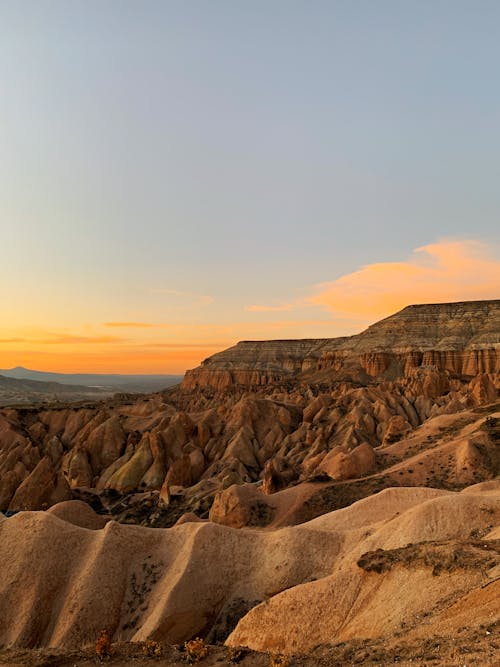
[[310, 239, 500, 318], [141, 342, 226, 349], [38, 334, 125, 345], [0, 333, 125, 346]]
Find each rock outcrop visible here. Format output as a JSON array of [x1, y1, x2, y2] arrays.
[[1, 375, 498, 515], [0, 299, 499, 665], [0, 484, 498, 655], [0, 300, 498, 522], [183, 300, 500, 390]]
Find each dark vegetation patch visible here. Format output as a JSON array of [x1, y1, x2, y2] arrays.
[[293, 475, 401, 523], [357, 539, 500, 576]]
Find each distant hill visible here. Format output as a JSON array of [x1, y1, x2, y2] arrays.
[[0, 367, 183, 393], [0, 373, 110, 406]]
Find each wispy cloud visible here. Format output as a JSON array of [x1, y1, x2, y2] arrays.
[[2, 333, 126, 345], [309, 239, 500, 318], [141, 342, 226, 349], [41, 334, 125, 345]]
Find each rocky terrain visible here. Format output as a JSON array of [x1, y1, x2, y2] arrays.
[[0, 300, 499, 666], [184, 300, 500, 390]]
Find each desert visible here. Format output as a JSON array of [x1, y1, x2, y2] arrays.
[[2, 3, 500, 664], [0, 300, 499, 666]]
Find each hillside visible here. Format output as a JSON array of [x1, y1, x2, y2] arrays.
[[0, 300, 498, 665], [0, 367, 183, 393], [0, 483, 499, 665], [183, 299, 500, 390], [0, 374, 111, 406]]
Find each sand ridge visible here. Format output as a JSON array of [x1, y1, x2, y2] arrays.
[[0, 483, 498, 655]]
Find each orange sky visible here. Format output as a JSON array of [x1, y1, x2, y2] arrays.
[[1, 239, 498, 374], [2, 7, 500, 376]]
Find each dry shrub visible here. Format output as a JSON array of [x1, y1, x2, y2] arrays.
[[95, 629, 112, 660], [270, 654, 289, 667], [142, 639, 163, 657], [184, 637, 208, 663], [228, 646, 248, 663]]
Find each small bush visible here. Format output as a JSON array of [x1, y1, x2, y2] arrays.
[[183, 637, 208, 663], [228, 647, 248, 663], [95, 629, 112, 660], [142, 639, 163, 657]]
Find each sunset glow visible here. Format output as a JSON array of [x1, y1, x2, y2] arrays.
[[310, 240, 500, 318], [1, 3, 499, 374], [1, 238, 497, 374]]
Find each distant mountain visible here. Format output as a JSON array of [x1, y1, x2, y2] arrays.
[[0, 373, 110, 406], [0, 367, 183, 393]]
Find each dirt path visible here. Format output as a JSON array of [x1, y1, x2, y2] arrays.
[[1, 626, 499, 667]]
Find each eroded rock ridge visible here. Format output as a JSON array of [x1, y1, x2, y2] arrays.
[[183, 300, 500, 390]]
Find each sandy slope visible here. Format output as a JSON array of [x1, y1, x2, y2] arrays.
[[0, 483, 498, 659]]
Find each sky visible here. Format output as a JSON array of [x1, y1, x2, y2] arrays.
[[0, 0, 499, 374]]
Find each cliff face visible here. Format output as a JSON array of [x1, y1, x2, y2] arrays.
[[1, 302, 500, 657], [183, 300, 500, 390], [0, 301, 499, 528]]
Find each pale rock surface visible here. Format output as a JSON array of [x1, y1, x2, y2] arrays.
[[0, 485, 498, 653], [319, 442, 376, 480]]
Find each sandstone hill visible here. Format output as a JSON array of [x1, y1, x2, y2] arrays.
[[0, 483, 499, 665], [0, 300, 499, 665], [183, 299, 500, 390], [1, 300, 498, 522]]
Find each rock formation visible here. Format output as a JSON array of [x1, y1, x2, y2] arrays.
[[0, 299, 499, 665], [0, 482, 498, 663], [0, 301, 498, 522], [183, 300, 500, 390]]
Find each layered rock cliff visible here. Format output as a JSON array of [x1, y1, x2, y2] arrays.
[[183, 300, 500, 390], [0, 300, 498, 522], [1, 302, 499, 665]]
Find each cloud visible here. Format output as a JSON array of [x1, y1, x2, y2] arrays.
[[309, 239, 500, 318], [20, 333, 126, 345]]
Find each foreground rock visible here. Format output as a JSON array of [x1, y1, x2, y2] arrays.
[[0, 482, 498, 659], [1, 624, 499, 667]]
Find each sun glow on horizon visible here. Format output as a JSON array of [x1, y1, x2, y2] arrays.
[[1, 239, 498, 374]]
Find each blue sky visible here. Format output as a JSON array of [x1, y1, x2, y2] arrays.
[[0, 1, 499, 372]]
